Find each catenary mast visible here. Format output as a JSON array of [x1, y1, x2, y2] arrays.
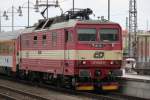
[[128, 0, 137, 58]]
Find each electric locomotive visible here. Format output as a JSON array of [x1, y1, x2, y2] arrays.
[[18, 8, 123, 90], [0, 8, 123, 91]]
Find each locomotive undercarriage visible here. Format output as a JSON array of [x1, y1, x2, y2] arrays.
[[2, 65, 121, 91], [16, 69, 76, 88]]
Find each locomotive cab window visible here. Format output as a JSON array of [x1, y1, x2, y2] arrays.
[[99, 29, 118, 42], [77, 29, 96, 41]]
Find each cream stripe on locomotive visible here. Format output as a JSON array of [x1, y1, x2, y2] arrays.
[[20, 50, 122, 60], [77, 50, 122, 60], [21, 50, 65, 60]]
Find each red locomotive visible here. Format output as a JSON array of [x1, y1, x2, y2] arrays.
[[0, 8, 123, 91]]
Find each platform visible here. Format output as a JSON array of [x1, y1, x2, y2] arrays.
[[122, 73, 150, 82], [117, 72, 150, 99]]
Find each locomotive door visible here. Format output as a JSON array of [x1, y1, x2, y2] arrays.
[[64, 29, 74, 71], [65, 29, 73, 61]]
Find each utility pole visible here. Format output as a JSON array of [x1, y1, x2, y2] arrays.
[[28, 0, 30, 27], [147, 19, 149, 32], [128, 0, 137, 58], [47, 0, 48, 18], [126, 17, 128, 31], [12, 5, 14, 31], [0, 11, 1, 32], [73, 0, 74, 14], [108, 0, 110, 21], [125, 17, 129, 55]]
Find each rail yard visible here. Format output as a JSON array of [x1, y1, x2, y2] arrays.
[[0, 75, 149, 100], [0, 0, 150, 100]]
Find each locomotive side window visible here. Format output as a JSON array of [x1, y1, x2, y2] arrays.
[[52, 32, 57, 47], [68, 32, 73, 41], [33, 36, 37, 44], [66, 31, 73, 42], [77, 29, 96, 41], [99, 29, 118, 42], [42, 35, 47, 45]]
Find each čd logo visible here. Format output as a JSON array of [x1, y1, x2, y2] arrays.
[[94, 51, 104, 58]]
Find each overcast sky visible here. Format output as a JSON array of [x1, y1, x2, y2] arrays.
[[0, 0, 150, 31]]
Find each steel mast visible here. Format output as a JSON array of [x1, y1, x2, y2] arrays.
[[128, 0, 137, 58]]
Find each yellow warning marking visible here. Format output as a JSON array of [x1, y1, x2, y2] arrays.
[[102, 85, 118, 90], [76, 86, 94, 91]]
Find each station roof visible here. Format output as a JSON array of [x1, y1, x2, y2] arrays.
[[0, 28, 34, 41]]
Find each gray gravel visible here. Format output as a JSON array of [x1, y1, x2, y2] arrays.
[[0, 79, 93, 100]]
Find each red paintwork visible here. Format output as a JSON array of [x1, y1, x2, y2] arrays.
[[18, 22, 122, 79]]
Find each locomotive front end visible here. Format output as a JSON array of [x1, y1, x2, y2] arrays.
[[75, 22, 123, 90]]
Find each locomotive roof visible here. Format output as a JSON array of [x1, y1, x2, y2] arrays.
[[35, 19, 118, 31], [54, 20, 118, 29]]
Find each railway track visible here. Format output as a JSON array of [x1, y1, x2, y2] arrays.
[[32, 81, 149, 100], [0, 84, 49, 100], [0, 93, 17, 100], [0, 75, 148, 100], [106, 92, 149, 100]]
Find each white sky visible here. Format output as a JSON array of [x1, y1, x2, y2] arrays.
[[0, 0, 150, 31]]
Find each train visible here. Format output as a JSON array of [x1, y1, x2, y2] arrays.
[[0, 8, 123, 91], [135, 33, 150, 75]]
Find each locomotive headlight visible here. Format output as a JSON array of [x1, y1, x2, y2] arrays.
[[109, 71, 112, 75], [78, 60, 88, 65], [95, 44, 98, 48], [110, 61, 114, 64], [82, 61, 86, 64]]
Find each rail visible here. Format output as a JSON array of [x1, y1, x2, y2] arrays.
[[0, 75, 148, 100], [0, 85, 49, 100], [0, 93, 17, 100]]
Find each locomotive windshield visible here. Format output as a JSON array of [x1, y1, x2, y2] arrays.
[[99, 29, 118, 42], [77, 29, 96, 41]]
